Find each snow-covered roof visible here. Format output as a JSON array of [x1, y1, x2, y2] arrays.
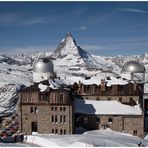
[[74, 98, 142, 115], [37, 78, 69, 92], [63, 76, 129, 86], [106, 77, 129, 86], [38, 83, 48, 92]]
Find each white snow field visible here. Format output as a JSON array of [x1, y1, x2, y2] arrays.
[[26, 129, 148, 147]]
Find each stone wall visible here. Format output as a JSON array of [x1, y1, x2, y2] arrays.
[[19, 104, 73, 135], [82, 95, 139, 103], [76, 114, 144, 138], [123, 116, 144, 138]]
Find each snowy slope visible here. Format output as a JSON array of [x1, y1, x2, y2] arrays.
[[26, 129, 148, 147], [93, 53, 148, 82], [0, 55, 33, 116], [52, 33, 115, 78]]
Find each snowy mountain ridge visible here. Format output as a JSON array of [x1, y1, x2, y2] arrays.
[[52, 33, 119, 78], [52, 33, 107, 70], [52, 32, 91, 59], [0, 33, 147, 116]]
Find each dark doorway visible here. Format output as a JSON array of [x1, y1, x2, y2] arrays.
[[31, 122, 38, 132]]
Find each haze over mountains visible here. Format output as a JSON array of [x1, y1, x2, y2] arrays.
[[0, 33, 147, 116]]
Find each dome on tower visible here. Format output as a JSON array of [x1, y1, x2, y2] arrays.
[[122, 61, 145, 73], [33, 58, 53, 73]]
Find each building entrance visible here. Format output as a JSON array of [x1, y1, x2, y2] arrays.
[[31, 122, 38, 132]]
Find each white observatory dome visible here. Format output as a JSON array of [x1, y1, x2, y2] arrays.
[[122, 61, 145, 73], [121, 60, 145, 82], [33, 58, 54, 83], [33, 58, 53, 73]]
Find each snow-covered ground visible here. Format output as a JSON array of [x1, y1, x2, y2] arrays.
[[26, 129, 148, 147]]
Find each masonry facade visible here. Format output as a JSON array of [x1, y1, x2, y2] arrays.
[[75, 114, 144, 138], [18, 82, 74, 135], [73, 78, 144, 138], [18, 77, 144, 138]]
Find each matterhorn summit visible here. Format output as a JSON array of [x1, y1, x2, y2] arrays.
[[52, 32, 91, 60], [51, 32, 116, 78], [52, 32, 100, 68], [52, 32, 78, 58]]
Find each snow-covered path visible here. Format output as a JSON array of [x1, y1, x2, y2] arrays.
[[26, 129, 148, 147]]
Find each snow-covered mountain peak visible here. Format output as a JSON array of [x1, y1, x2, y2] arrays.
[[51, 33, 116, 78], [52, 32, 81, 59], [60, 32, 76, 45], [52, 32, 93, 60]]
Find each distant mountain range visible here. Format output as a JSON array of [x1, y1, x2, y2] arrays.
[[0, 32, 147, 116]]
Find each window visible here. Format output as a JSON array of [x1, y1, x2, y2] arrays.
[[63, 115, 66, 123], [86, 86, 90, 92], [60, 115, 62, 123], [118, 85, 123, 92], [60, 94, 63, 100], [55, 129, 58, 134], [55, 115, 57, 123], [52, 129, 54, 134], [63, 107, 66, 111], [52, 115, 54, 123], [108, 97, 111, 101], [130, 98, 133, 102], [84, 117, 88, 123], [51, 107, 57, 111], [58, 94, 64, 103], [12, 116, 15, 120], [133, 130, 137, 135], [64, 129, 66, 135], [30, 107, 34, 113], [43, 94, 48, 101], [40, 94, 49, 102], [60, 107, 62, 111], [35, 107, 38, 113], [52, 115, 58, 123], [60, 129, 63, 135], [130, 98, 136, 106], [108, 117, 113, 123], [119, 97, 122, 102], [30, 107, 38, 114], [96, 97, 100, 100], [96, 117, 100, 123]]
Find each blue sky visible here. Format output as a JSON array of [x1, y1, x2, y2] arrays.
[[0, 2, 148, 56]]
